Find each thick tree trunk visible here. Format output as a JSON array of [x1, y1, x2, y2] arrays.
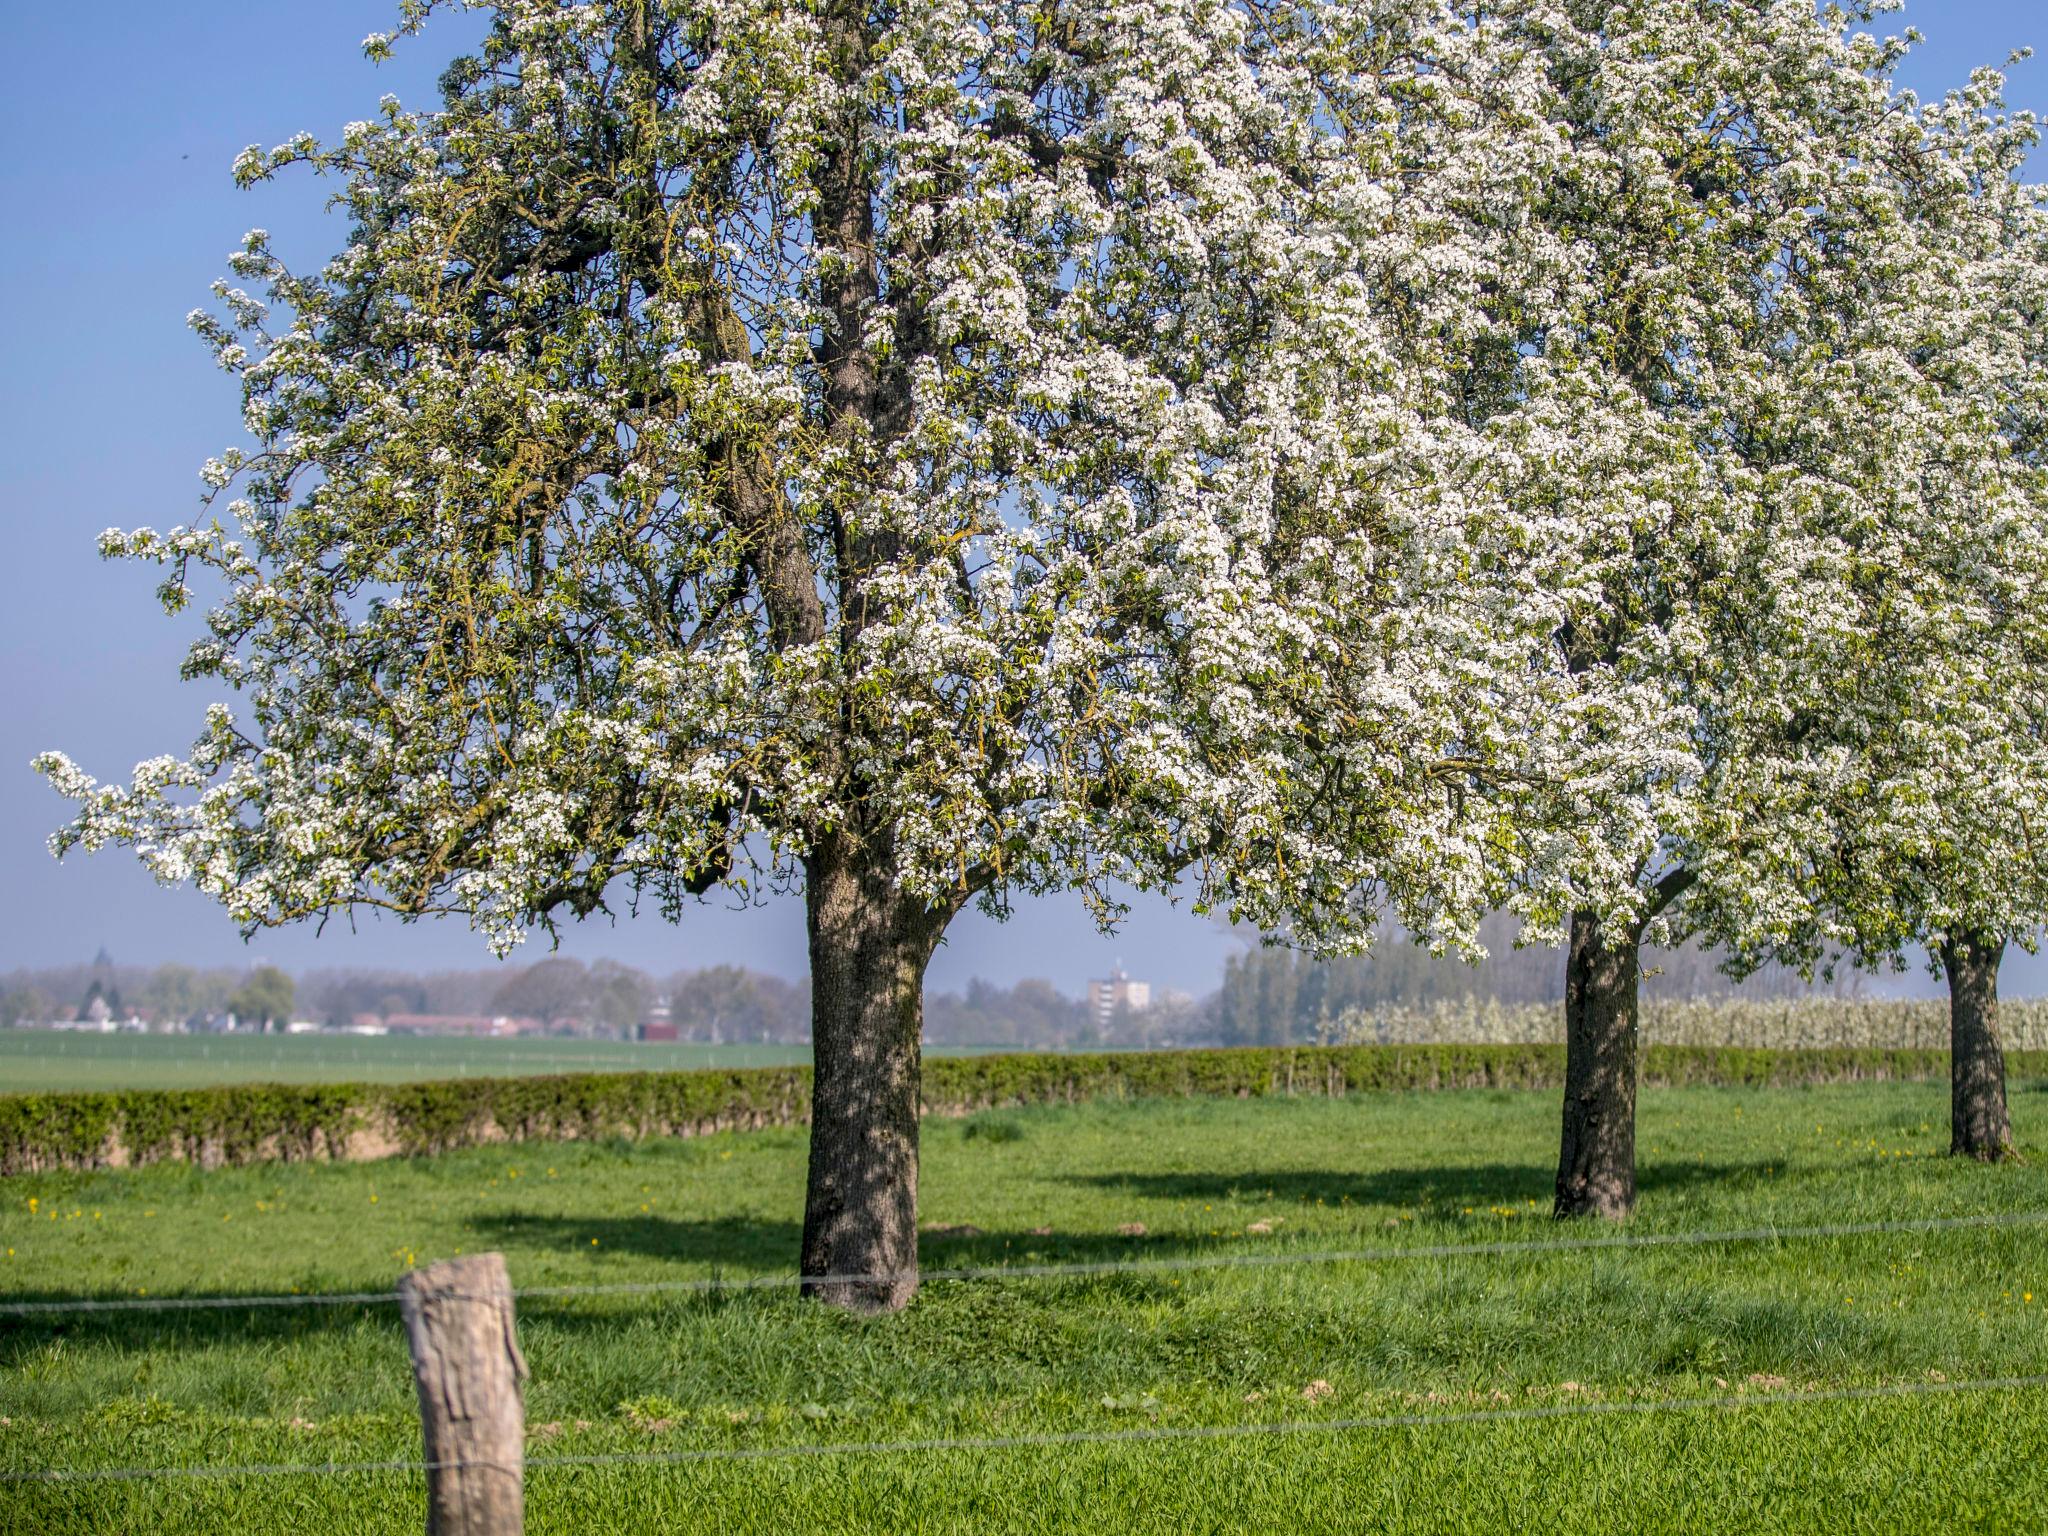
[[1555, 908, 1641, 1220], [800, 836, 947, 1312], [1941, 932, 2015, 1163]]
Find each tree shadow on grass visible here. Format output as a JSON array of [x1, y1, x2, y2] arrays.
[[467, 1210, 802, 1273], [1061, 1160, 1773, 1211], [0, 1159, 1780, 1361], [0, 1294, 412, 1361], [460, 1209, 1270, 1276], [0, 1210, 1256, 1360]]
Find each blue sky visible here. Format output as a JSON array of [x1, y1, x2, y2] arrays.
[[2, 1, 2042, 996]]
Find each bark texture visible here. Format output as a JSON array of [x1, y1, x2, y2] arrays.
[[800, 835, 949, 1312], [1554, 908, 1642, 1219], [1942, 932, 2016, 1162], [397, 1252, 528, 1536]]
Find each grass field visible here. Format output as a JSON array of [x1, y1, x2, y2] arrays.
[[0, 1031, 1021, 1093], [4, 1078, 2047, 1532]]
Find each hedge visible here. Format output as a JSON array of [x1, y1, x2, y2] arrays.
[[2, 1043, 2041, 1176]]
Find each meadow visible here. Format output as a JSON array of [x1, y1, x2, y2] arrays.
[[3, 1076, 2047, 1532], [11, 996, 2048, 1098], [0, 1031, 1015, 1093]]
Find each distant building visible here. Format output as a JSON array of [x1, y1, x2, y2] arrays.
[[1087, 966, 1150, 1029], [383, 1013, 535, 1038], [77, 964, 122, 1027], [639, 995, 678, 1043]]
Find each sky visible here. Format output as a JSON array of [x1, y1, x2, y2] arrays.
[[2, 1, 2043, 998]]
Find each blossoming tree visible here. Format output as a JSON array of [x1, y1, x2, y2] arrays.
[[1718, 69, 2048, 1163], [37, 0, 1577, 1306], [1458, 1, 2029, 1216]]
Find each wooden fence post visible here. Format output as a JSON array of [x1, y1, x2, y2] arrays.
[[398, 1252, 529, 1535]]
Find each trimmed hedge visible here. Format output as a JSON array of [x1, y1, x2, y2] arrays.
[[2, 1044, 2041, 1176]]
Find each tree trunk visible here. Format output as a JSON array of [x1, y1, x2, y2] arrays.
[[1555, 908, 1641, 1219], [1942, 932, 2015, 1162], [800, 836, 948, 1312]]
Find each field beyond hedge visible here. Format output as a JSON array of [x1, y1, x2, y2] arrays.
[[4, 1078, 2047, 1533], [0, 1032, 851, 1093], [9, 997, 2047, 1097]]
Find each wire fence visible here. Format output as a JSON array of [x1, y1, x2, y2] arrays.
[[4, 1206, 2045, 1315], [8, 1207, 2046, 1500], [8, 1372, 2045, 1485]]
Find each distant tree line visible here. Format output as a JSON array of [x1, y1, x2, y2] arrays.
[[0, 955, 1112, 1044], [6, 922, 1840, 1047], [1211, 917, 1847, 1047], [312, 958, 1194, 1045], [0, 958, 296, 1030], [924, 978, 1208, 1050]]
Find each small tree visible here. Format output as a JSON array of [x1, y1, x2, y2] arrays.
[[77, 977, 124, 1023], [1414, 2, 2027, 1217], [590, 959, 654, 1037], [0, 988, 53, 1029], [1723, 71, 2048, 1163], [229, 965, 297, 1029], [141, 962, 204, 1028], [489, 956, 593, 1027], [37, 0, 1575, 1306]]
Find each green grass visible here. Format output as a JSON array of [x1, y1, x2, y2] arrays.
[[0, 1031, 1018, 1093], [4, 1079, 2048, 1532]]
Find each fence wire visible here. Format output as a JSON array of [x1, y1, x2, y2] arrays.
[[3, 1207, 2044, 1315], [7, 1373, 2044, 1485]]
